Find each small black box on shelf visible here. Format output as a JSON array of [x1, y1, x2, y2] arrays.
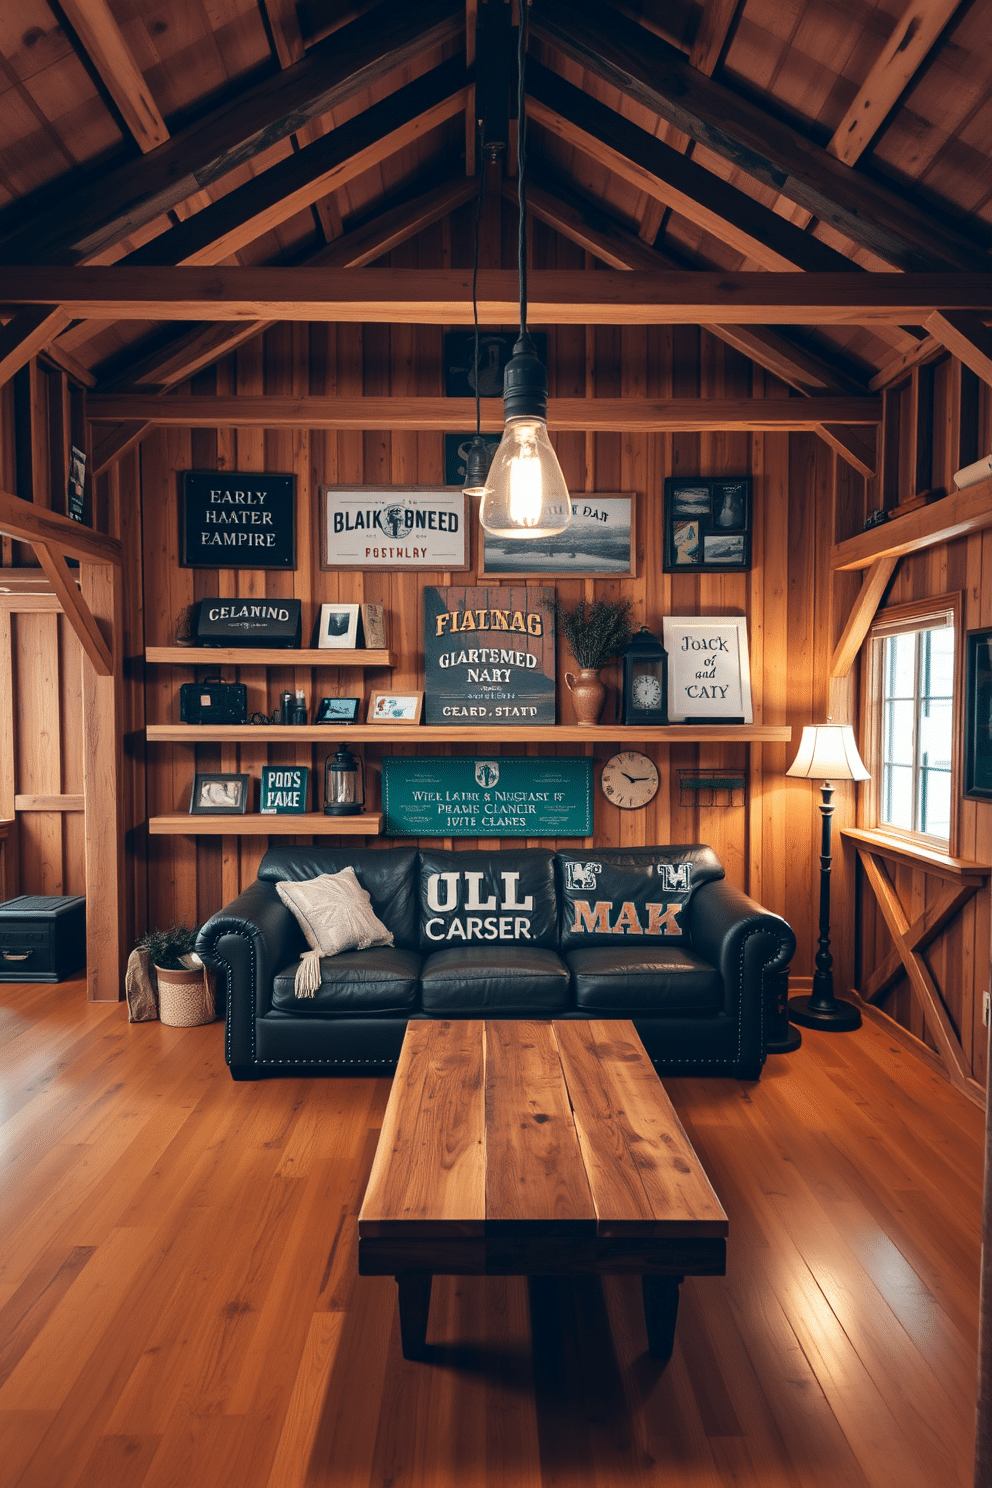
[[0, 895, 86, 982], [179, 679, 248, 725]]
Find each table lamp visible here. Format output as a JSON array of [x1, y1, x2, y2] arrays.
[[786, 722, 869, 1031]]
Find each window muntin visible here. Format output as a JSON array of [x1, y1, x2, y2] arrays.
[[873, 610, 956, 845]]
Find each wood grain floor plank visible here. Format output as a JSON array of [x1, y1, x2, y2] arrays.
[[0, 988, 981, 1488]]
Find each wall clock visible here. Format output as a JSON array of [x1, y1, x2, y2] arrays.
[[600, 751, 660, 810]]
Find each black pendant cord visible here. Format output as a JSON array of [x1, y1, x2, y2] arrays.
[[517, 0, 528, 341], [472, 142, 485, 439]]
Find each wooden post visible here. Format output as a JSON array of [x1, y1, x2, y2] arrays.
[[977, 1015, 992, 1486], [80, 562, 126, 1001]]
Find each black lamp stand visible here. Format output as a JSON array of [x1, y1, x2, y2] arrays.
[[788, 780, 862, 1032]]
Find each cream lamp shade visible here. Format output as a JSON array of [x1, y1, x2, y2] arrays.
[[786, 723, 870, 782]]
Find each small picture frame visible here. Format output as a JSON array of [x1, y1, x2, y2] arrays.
[[189, 773, 249, 815], [360, 602, 387, 651], [317, 602, 360, 649], [316, 696, 360, 724], [367, 690, 424, 725], [964, 628, 992, 799], [664, 477, 751, 572]]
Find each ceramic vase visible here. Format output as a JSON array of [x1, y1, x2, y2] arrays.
[[565, 668, 606, 726]]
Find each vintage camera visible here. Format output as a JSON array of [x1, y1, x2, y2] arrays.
[[179, 677, 248, 725]]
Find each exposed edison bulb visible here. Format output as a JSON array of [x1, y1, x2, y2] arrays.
[[478, 417, 572, 539]]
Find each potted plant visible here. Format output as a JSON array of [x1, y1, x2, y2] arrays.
[[544, 597, 634, 725], [134, 922, 215, 1026]]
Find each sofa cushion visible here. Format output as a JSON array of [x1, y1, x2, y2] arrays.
[[258, 846, 419, 950], [418, 848, 558, 953], [271, 947, 421, 1014], [419, 946, 570, 1014], [565, 946, 723, 1012], [557, 845, 724, 952]]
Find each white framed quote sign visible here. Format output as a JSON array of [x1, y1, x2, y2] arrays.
[[662, 616, 753, 723], [320, 487, 469, 570]]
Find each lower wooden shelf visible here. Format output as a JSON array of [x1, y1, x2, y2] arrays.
[[148, 813, 382, 836]]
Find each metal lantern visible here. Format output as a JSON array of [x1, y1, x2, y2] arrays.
[[621, 626, 669, 725], [323, 743, 365, 816]]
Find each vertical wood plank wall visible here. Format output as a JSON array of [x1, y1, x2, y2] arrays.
[[125, 208, 852, 1008]]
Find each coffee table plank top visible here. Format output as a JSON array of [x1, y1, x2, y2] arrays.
[[484, 1020, 596, 1232], [359, 1019, 485, 1238], [552, 1021, 728, 1239]]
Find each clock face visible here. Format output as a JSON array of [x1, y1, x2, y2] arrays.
[[600, 751, 660, 810], [631, 673, 663, 710]]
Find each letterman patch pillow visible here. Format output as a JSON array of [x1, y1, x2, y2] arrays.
[[558, 845, 724, 951], [418, 848, 558, 951]]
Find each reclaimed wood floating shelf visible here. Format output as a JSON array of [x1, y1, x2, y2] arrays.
[[830, 477, 992, 570], [148, 813, 382, 836], [145, 723, 792, 744], [145, 646, 396, 667]]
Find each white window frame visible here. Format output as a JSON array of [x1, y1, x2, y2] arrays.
[[861, 592, 962, 854]]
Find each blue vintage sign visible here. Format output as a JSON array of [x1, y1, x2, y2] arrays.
[[381, 757, 593, 837]]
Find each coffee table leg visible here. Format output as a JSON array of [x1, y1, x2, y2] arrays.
[[642, 1275, 683, 1362], [396, 1273, 433, 1360]]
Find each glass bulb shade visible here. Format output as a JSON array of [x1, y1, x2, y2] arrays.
[[786, 724, 870, 781], [478, 417, 572, 539]]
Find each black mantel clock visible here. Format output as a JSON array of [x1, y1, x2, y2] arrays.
[[621, 626, 668, 725]]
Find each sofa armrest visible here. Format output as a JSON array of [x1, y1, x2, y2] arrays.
[[685, 880, 796, 1069], [195, 881, 300, 1071]]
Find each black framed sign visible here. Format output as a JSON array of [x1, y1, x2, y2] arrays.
[[964, 628, 992, 799], [664, 477, 751, 573], [423, 585, 556, 725], [182, 471, 296, 569], [444, 331, 547, 398]]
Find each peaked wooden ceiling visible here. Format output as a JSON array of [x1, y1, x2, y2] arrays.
[[1, 0, 991, 407]]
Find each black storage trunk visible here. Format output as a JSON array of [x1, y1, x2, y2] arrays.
[[0, 895, 86, 982]]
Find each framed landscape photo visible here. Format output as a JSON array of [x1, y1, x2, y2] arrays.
[[317, 602, 360, 649], [480, 494, 636, 578], [316, 696, 360, 724], [964, 628, 992, 799], [189, 773, 249, 815], [664, 477, 751, 573], [367, 691, 424, 725]]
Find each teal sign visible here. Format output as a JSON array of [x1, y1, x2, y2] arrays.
[[382, 757, 592, 837]]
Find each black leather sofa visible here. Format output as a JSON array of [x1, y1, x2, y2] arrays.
[[196, 843, 795, 1082]]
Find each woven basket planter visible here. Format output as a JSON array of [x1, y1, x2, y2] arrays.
[[154, 965, 216, 1027]]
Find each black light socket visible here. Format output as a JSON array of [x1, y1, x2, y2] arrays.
[[462, 434, 493, 495], [502, 333, 548, 422]]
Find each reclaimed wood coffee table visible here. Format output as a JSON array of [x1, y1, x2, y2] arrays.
[[358, 1019, 728, 1361]]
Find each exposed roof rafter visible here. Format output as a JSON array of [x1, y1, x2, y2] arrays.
[[59, 0, 170, 154]]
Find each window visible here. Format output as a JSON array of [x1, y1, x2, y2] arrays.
[[865, 597, 960, 848]]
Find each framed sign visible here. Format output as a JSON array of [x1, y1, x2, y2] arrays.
[[444, 331, 547, 398], [965, 628, 992, 799], [662, 616, 753, 723], [423, 585, 556, 725], [664, 477, 751, 573], [260, 765, 309, 813], [481, 494, 636, 578], [382, 756, 593, 836], [320, 487, 469, 571], [182, 471, 296, 569]]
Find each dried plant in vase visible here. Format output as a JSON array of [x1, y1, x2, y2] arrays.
[[544, 597, 633, 725]]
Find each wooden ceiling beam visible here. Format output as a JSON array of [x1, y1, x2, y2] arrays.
[[123, 61, 470, 268], [34, 545, 113, 676], [516, 176, 866, 395], [0, 489, 121, 565], [828, 0, 963, 167], [85, 394, 880, 429], [59, 0, 169, 154], [689, 0, 742, 75], [527, 63, 855, 274], [0, 307, 72, 390], [926, 310, 992, 388], [814, 423, 877, 480], [530, 0, 989, 272], [0, 0, 463, 267], [6, 267, 992, 324]]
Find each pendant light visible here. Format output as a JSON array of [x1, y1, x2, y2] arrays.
[[479, 2, 571, 541]]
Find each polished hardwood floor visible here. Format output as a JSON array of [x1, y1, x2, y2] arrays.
[[0, 980, 983, 1487]]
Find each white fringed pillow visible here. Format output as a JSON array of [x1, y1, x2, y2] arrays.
[[276, 867, 393, 997]]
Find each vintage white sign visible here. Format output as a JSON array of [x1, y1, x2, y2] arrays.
[[662, 615, 753, 723], [320, 487, 469, 570]]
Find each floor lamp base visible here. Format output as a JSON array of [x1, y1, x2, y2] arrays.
[[766, 1023, 803, 1054], [788, 995, 862, 1032]]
